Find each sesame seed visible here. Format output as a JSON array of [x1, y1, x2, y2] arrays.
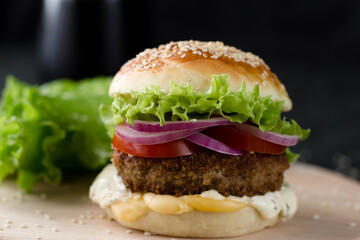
[[181, 54, 186, 59], [354, 203, 360, 211], [87, 215, 94, 219], [144, 231, 152, 236], [0, 227, 3, 231], [4, 225, 11, 229], [124, 41, 263, 72], [79, 214, 85, 219], [312, 214, 320, 220], [52, 227, 59, 232], [78, 220, 84, 225], [105, 230, 112, 234], [349, 222, 357, 227], [100, 214, 107, 219], [44, 214, 52, 220], [35, 236, 41, 240], [20, 224, 28, 229], [126, 229, 133, 234], [5, 220, 12, 224], [34, 224, 42, 228], [71, 219, 78, 223]]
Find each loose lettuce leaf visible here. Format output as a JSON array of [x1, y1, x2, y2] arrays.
[[0, 76, 113, 191], [112, 74, 310, 141], [285, 147, 300, 164]]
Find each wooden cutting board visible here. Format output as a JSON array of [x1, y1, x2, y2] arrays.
[[0, 163, 359, 240]]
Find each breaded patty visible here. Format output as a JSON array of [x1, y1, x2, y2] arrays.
[[112, 149, 289, 197]]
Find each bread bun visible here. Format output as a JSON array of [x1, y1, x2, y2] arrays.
[[109, 40, 292, 111], [106, 205, 279, 238]]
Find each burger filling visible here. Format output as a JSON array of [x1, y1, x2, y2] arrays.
[[93, 75, 308, 222]]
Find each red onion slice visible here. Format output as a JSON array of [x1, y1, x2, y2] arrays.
[[127, 117, 232, 132], [186, 133, 246, 155], [233, 124, 300, 146], [115, 124, 204, 145]]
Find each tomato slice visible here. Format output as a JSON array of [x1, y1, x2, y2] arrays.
[[112, 132, 201, 158], [203, 126, 286, 154]]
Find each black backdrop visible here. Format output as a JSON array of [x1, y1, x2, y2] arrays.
[[0, 0, 359, 179]]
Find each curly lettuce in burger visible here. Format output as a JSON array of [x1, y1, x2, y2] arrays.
[[90, 40, 309, 237]]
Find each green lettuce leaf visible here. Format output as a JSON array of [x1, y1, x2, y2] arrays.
[[0, 76, 113, 191], [285, 147, 300, 164], [111, 74, 310, 141]]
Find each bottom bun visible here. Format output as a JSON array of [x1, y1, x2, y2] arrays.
[[105, 206, 279, 238]]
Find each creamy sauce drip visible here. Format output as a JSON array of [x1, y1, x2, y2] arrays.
[[90, 164, 297, 220], [89, 164, 141, 208]]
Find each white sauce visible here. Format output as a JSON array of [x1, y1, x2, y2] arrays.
[[89, 164, 297, 220], [200, 183, 297, 220], [89, 164, 141, 208]]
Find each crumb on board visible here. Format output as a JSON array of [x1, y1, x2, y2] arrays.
[[20, 224, 28, 229], [349, 222, 357, 227]]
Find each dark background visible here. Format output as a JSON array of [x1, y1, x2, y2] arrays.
[[0, 0, 359, 179]]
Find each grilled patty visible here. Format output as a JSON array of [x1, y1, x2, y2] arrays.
[[112, 149, 289, 197]]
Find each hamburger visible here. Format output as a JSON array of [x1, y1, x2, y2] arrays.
[[90, 40, 309, 237]]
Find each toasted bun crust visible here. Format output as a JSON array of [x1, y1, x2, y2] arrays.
[[106, 206, 279, 238], [109, 40, 292, 111]]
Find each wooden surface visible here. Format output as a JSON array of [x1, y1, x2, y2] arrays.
[[0, 163, 359, 240]]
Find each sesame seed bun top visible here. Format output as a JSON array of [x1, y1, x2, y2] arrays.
[[109, 40, 292, 111]]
